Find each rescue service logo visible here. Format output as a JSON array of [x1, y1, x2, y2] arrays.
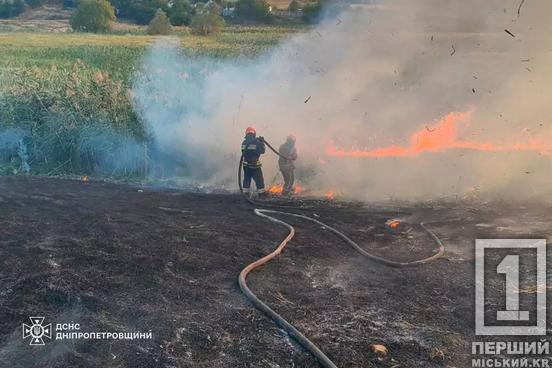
[[22, 317, 52, 346], [21, 318, 153, 346], [471, 239, 549, 368]]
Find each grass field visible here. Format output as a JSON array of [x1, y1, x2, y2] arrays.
[[0, 25, 303, 62], [0, 27, 301, 76], [0, 26, 305, 177]]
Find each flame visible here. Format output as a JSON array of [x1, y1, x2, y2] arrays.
[[267, 184, 305, 194], [82, 176, 89, 182], [386, 219, 401, 229], [266, 184, 336, 199], [267, 184, 283, 194], [326, 111, 552, 158]]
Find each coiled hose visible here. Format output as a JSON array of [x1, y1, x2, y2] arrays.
[[237, 142, 446, 368]]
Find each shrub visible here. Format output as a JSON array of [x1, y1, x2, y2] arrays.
[[12, 0, 24, 14], [0, 0, 25, 19], [235, 0, 273, 23], [25, 0, 46, 8], [147, 8, 171, 35], [110, 0, 131, 16], [127, 0, 168, 25], [167, 0, 192, 26], [288, 0, 300, 11], [70, 0, 116, 32], [191, 2, 224, 35], [302, 0, 322, 23]]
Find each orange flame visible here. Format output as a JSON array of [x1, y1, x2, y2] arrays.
[[267, 184, 305, 195], [267, 184, 283, 194], [325, 191, 335, 200], [82, 176, 89, 182], [386, 219, 401, 229], [326, 111, 552, 158]]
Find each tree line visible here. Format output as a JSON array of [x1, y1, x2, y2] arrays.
[[1, 0, 324, 24]]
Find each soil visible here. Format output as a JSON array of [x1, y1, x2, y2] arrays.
[[0, 176, 550, 368]]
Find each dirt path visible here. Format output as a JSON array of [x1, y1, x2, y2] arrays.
[[0, 177, 550, 367]]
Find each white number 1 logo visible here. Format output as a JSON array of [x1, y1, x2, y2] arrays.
[[475, 239, 546, 336], [496, 255, 529, 321]]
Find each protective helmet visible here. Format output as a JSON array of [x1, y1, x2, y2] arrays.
[[287, 134, 296, 143], [245, 127, 256, 135]]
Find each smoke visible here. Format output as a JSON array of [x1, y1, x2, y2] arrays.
[[0, 127, 143, 176], [133, 0, 552, 201], [0, 129, 30, 174]]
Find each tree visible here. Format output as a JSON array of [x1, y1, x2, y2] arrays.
[[147, 8, 171, 34], [70, 0, 116, 32], [26, 0, 47, 8], [110, 0, 132, 17], [167, 0, 192, 26], [235, 0, 273, 23], [12, 0, 24, 14], [0, 2, 10, 19], [302, 0, 321, 23], [127, 0, 168, 25], [0, 0, 25, 19], [191, 2, 224, 35], [288, 0, 300, 11]]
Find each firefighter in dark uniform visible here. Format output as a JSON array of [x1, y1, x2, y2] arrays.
[[241, 127, 267, 197], [278, 134, 298, 196]]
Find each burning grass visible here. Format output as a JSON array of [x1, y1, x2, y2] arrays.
[[326, 111, 552, 158], [264, 184, 342, 200], [267, 183, 304, 194]]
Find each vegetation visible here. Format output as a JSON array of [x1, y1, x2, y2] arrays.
[[0, 0, 51, 20], [112, 0, 195, 26], [288, 0, 300, 11], [191, 2, 224, 36], [235, 0, 273, 23], [146, 8, 171, 35], [0, 27, 304, 177], [0, 0, 322, 176], [70, 0, 116, 33], [302, 0, 322, 23], [167, 0, 193, 26], [117, 0, 169, 25], [25, 0, 46, 8], [0, 61, 143, 175], [0, 0, 25, 19]]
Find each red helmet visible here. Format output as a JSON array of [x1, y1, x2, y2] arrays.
[[245, 127, 256, 135]]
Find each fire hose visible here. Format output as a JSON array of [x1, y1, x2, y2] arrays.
[[237, 138, 446, 368]]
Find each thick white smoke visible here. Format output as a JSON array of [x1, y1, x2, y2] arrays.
[[133, 0, 552, 201]]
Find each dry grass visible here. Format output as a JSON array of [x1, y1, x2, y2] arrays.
[[0, 32, 153, 47]]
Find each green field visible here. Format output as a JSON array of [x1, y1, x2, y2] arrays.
[[0, 26, 304, 176], [0, 25, 303, 67]]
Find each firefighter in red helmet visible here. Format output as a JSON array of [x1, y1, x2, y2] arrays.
[[241, 127, 267, 197]]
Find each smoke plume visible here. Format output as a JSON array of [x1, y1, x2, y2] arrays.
[[133, 0, 552, 201]]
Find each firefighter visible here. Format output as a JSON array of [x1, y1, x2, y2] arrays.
[[241, 127, 267, 197], [278, 134, 298, 196]]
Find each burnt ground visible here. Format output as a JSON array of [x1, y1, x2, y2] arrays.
[[0, 176, 550, 368]]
